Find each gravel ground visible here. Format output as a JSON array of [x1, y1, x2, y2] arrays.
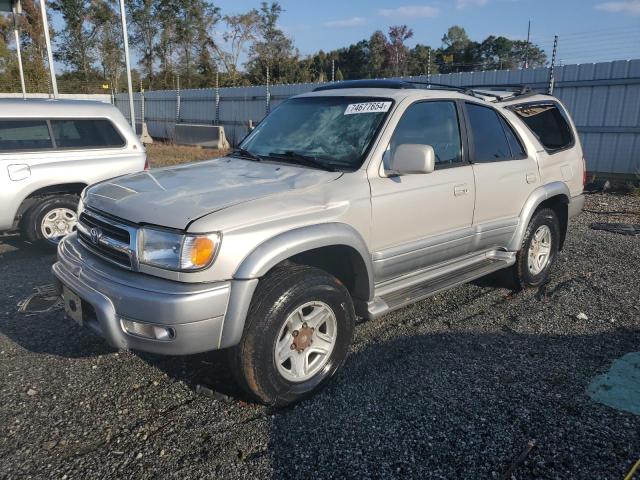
[[1, 193, 639, 479]]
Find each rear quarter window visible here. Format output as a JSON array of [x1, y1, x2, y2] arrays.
[[511, 103, 574, 152], [51, 119, 125, 149]]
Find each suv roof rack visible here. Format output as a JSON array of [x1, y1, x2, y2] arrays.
[[313, 79, 473, 92], [312, 79, 540, 102]]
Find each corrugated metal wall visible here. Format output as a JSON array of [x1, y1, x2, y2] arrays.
[[115, 59, 640, 175]]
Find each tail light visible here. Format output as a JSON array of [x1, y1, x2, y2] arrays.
[[144, 157, 150, 170], [582, 155, 587, 187]]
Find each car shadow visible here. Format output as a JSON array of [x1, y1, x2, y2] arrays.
[[262, 328, 640, 479], [135, 349, 252, 403]]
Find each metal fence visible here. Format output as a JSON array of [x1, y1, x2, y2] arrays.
[[115, 59, 640, 176]]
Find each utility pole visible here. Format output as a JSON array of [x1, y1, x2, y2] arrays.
[[39, 0, 57, 98], [118, 0, 135, 134], [427, 47, 431, 83], [12, 0, 26, 99], [548, 35, 558, 95], [523, 20, 531, 69], [331, 59, 335, 82]]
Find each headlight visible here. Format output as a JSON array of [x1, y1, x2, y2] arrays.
[[140, 228, 221, 271]]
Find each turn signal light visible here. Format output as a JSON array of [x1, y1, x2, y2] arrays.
[[190, 237, 215, 268]]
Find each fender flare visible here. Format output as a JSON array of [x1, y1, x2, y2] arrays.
[[218, 223, 374, 349], [234, 222, 375, 300], [507, 181, 570, 251]]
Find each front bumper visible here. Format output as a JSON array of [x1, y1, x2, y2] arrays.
[[52, 233, 250, 355]]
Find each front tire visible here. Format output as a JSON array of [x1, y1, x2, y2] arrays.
[[512, 207, 560, 288], [21, 195, 79, 250], [229, 265, 355, 407]]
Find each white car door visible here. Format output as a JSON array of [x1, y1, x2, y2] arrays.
[[369, 100, 476, 282]]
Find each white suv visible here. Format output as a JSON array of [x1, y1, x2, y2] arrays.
[[53, 81, 585, 405], [0, 99, 146, 248]]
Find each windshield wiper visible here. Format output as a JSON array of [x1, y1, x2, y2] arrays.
[[231, 147, 264, 162], [268, 151, 337, 172]]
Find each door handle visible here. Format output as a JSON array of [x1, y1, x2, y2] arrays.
[[454, 184, 469, 196], [526, 172, 537, 184]]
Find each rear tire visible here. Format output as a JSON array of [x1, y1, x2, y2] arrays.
[[21, 195, 79, 251], [512, 208, 560, 289], [229, 264, 355, 407]]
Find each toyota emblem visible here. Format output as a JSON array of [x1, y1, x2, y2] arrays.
[[89, 227, 102, 244]]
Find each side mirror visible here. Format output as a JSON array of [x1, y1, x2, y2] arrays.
[[388, 144, 436, 175]]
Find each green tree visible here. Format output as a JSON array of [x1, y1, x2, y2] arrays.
[[174, 0, 220, 87], [128, 0, 160, 88], [0, 0, 52, 92], [367, 30, 388, 77], [438, 25, 481, 73], [245, 2, 299, 84], [92, 0, 123, 93], [408, 44, 439, 76], [50, 0, 98, 88]]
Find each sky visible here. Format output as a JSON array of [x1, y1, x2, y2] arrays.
[[210, 0, 640, 65], [45, 0, 640, 70]]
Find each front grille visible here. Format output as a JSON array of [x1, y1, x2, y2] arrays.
[[77, 209, 135, 269], [80, 212, 130, 243]]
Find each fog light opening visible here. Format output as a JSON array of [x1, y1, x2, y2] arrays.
[[120, 318, 176, 341]]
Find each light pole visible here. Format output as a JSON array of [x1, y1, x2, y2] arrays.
[[118, 0, 135, 134], [12, 1, 26, 98], [38, 0, 58, 98]]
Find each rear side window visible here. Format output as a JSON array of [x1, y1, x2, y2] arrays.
[[465, 103, 512, 162], [500, 117, 526, 157], [511, 103, 573, 152], [51, 119, 125, 149], [0, 120, 53, 151]]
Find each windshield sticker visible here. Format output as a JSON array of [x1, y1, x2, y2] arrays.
[[344, 101, 392, 115]]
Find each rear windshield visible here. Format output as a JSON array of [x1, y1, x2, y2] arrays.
[[0, 118, 125, 152], [511, 103, 573, 152], [240, 96, 393, 171]]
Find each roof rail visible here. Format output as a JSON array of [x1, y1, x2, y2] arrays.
[[461, 84, 540, 102], [313, 79, 470, 93], [312, 79, 540, 102]]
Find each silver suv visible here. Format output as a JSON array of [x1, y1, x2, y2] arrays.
[[53, 80, 585, 405], [0, 99, 146, 248]]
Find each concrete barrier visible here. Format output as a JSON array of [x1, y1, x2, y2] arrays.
[[174, 124, 229, 150], [135, 122, 153, 144]]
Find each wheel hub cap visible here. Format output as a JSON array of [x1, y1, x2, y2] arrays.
[[528, 225, 552, 275], [292, 323, 314, 353], [40, 207, 78, 241], [274, 301, 338, 383]]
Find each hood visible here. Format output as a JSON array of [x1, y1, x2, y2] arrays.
[[85, 157, 342, 229]]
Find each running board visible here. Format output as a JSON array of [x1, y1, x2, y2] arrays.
[[365, 251, 515, 319]]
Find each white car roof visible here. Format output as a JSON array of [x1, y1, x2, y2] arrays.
[[0, 98, 120, 119]]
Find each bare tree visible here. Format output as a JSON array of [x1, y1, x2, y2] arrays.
[[216, 10, 260, 85], [387, 25, 413, 76]]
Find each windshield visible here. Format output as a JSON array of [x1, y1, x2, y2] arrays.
[[239, 96, 393, 171]]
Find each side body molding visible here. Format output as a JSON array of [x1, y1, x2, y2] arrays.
[[507, 181, 570, 251], [234, 222, 375, 301]]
